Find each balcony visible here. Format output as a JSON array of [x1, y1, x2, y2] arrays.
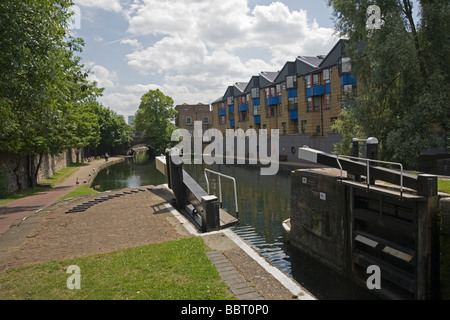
[[230, 119, 235, 127], [252, 98, 260, 106], [289, 110, 298, 120], [341, 74, 357, 86], [228, 105, 235, 113], [265, 96, 281, 106], [305, 83, 331, 98], [218, 109, 227, 117], [254, 115, 261, 124], [287, 89, 298, 98], [239, 104, 249, 112]]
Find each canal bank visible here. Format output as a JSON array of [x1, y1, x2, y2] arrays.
[[0, 157, 125, 236], [0, 180, 314, 300]]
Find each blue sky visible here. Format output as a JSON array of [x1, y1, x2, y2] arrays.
[[71, 0, 417, 122]]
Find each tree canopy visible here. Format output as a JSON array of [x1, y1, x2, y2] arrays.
[[134, 89, 177, 154], [329, 0, 450, 169], [0, 0, 130, 190]]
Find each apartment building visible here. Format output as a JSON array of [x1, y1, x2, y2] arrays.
[[175, 103, 212, 135], [211, 40, 355, 155]]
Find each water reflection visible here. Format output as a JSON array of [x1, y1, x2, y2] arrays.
[[92, 152, 166, 192]]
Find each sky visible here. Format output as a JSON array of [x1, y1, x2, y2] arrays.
[[69, 0, 417, 122]]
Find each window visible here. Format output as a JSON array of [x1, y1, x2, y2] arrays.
[[282, 122, 287, 135], [307, 97, 313, 112], [251, 88, 260, 98], [288, 97, 298, 110], [227, 96, 233, 105], [286, 76, 296, 89], [203, 117, 210, 125], [240, 111, 248, 122], [219, 116, 226, 125], [341, 57, 351, 73], [316, 125, 321, 134], [301, 120, 307, 134], [313, 73, 320, 86], [325, 94, 331, 109], [305, 75, 312, 89], [276, 84, 281, 96], [253, 105, 261, 116], [313, 96, 322, 111], [323, 69, 331, 84], [186, 117, 192, 125], [293, 120, 299, 133]]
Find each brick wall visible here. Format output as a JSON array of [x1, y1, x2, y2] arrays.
[[0, 149, 76, 196]]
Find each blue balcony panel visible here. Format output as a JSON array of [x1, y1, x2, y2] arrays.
[[289, 110, 298, 120], [265, 96, 281, 106], [239, 104, 249, 112], [228, 105, 234, 113], [325, 83, 331, 94], [218, 109, 227, 117], [230, 119, 235, 127], [254, 115, 261, 124], [287, 89, 298, 98], [252, 98, 260, 106], [306, 85, 326, 98], [341, 74, 357, 86]]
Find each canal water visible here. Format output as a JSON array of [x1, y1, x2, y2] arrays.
[[92, 152, 378, 300]]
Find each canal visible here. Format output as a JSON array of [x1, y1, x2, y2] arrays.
[[92, 152, 378, 300]]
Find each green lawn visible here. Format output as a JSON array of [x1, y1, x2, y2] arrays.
[[439, 179, 450, 194], [57, 185, 99, 202], [0, 237, 235, 300]]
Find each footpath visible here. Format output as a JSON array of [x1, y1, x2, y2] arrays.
[[0, 157, 315, 301]]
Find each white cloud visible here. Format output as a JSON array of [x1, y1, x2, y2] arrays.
[[120, 39, 143, 50], [124, 0, 337, 95], [87, 64, 118, 89], [81, 0, 339, 112], [75, 0, 122, 13]]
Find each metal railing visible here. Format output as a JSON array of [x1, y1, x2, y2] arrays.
[[336, 155, 404, 198], [204, 169, 239, 218]]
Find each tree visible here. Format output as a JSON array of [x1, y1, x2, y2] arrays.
[[96, 106, 132, 155], [134, 89, 177, 154], [329, 0, 450, 169], [0, 0, 104, 189]]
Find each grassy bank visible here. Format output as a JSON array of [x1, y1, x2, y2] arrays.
[[0, 237, 234, 300]]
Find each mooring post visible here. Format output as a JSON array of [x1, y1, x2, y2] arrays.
[[201, 195, 220, 232], [416, 173, 439, 299], [366, 137, 379, 185], [166, 149, 185, 210]]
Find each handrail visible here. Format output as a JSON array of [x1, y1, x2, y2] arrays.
[[336, 155, 404, 198], [204, 169, 239, 218]]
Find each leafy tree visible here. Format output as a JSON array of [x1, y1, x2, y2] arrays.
[[0, 0, 103, 189], [96, 106, 132, 155], [329, 0, 450, 169], [134, 89, 177, 154]]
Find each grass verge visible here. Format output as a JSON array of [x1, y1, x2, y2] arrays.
[[439, 179, 450, 194], [0, 237, 235, 300], [57, 185, 99, 202]]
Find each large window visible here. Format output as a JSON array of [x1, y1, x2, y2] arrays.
[[305, 75, 312, 89], [323, 69, 331, 84], [286, 76, 297, 89], [251, 87, 260, 98], [186, 117, 192, 125]]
